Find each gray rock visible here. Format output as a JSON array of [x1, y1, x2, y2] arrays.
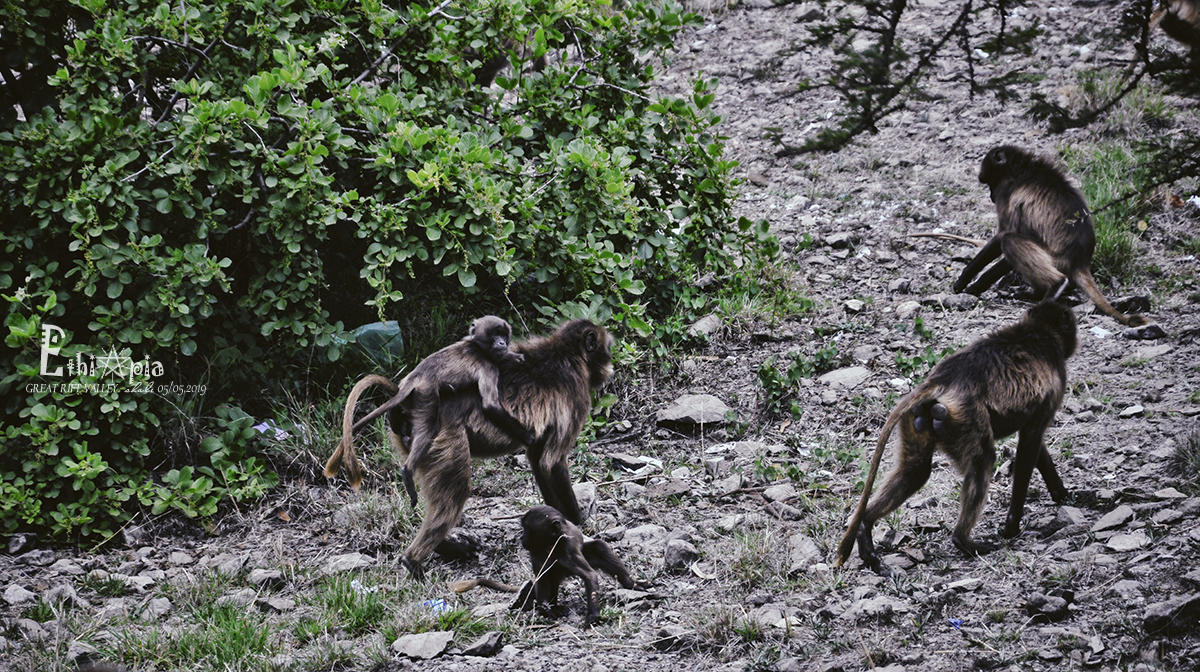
[[256, 597, 296, 613], [8, 532, 37, 555], [788, 534, 821, 575], [1182, 569, 1200, 587], [844, 299, 865, 313], [15, 619, 50, 642], [817, 366, 871, 390], [1052, 506, 1088, 532], [1123, 323, 1167, 340], [44, 584, 80, 607], [392, 630, 455, 659], [1091, 505, 1134, 532], [574, 482, 597, 522], [322, 552, 375, 574], [1107, 530, 1151, 552], [48, 559, 84, 575], [664, 539, 701, 570], [97, 598, 130, 620], [688, 314, 722, 338], [16, 549, 56, 566], [762, 483, 798, 502], [217, 588, 258, 608], [141, 597, 172, 620], [656, 394, 733, 427], [1154, 487, 1186, 500], [941, 294, 978, 311], [715, 473, 744, 496], [462, 631, 504, 657], [825, 231, 854, 248], [65, 639, 96, 665], [1143, 593, 1200, 634], [652, 625, 693, 652], [209, 553, 248, 576], [248, 568, 285, 589], [168, 551, 194, 566], [4, 584, 37, 606], [896, 300, 921, 319], [1025, 593, 1069, 622], [624, 524, 668, 555]]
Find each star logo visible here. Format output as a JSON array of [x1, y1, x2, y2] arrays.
[[96, 347, 130, 379]]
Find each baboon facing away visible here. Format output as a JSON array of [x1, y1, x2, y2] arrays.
[[512, 505, 640, 625], [323, 315, 532, 506], [325, 319, 614, 578], [836, 300, 1078, 574], [1155, 1, 1200, 56], [953, 145, 1149, 327]]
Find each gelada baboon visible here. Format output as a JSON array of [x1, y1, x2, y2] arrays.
[[451, 506, 641, 626], [836, 300, 1078, 573], [325, 319, 613, 578], [323, 315, 532, 506], [1154, 1, 1200, 55], [514, 505, 639, 625], [953, 145, 1149, 327]]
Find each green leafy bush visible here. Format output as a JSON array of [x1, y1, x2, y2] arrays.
[[0, 0, 767, 538]]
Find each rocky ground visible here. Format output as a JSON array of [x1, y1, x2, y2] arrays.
[[4, 2, 1200, 671]]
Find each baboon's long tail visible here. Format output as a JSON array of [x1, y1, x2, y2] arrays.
[[324, 374, 398, 490], [835, 390, 932, 567], [451, 577, 522, 594], [1073, 269, 1148, 327]]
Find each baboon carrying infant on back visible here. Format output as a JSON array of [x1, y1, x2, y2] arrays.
[[326, 318, 613, 578]]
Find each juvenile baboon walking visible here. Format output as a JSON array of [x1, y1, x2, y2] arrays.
[[836, 300, 1078, 573], [953, 145, 1149, 327], [325, 320, 614, 578], [452, 505, 641, 626]]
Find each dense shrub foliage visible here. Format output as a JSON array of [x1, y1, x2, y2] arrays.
[[0, 0, 771, 538]]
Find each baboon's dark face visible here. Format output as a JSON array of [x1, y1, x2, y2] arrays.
[[470, 316, 513, 360]]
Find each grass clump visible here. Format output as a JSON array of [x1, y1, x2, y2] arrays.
[[1170, 432, 1200, 495], [1060, 144, 1148, 286]]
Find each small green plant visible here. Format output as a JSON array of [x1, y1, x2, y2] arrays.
[[913, 316, 935, 342], [21, 599, 58, 623], [1060, 144, 1147, 285], [895, 346, 955, 379], [757, 356, 805, 422], [80, 574, 128, 598]]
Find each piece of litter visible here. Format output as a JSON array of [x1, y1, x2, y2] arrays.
[[423, 598, 450, 612], [252, 420, 291, 441], [350, 578, 379, 595], [1089, 326, 1111, 339], [948, 618, 963, 630]]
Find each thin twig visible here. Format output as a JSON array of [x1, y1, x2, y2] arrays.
[[907, 232, 986, 246]]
